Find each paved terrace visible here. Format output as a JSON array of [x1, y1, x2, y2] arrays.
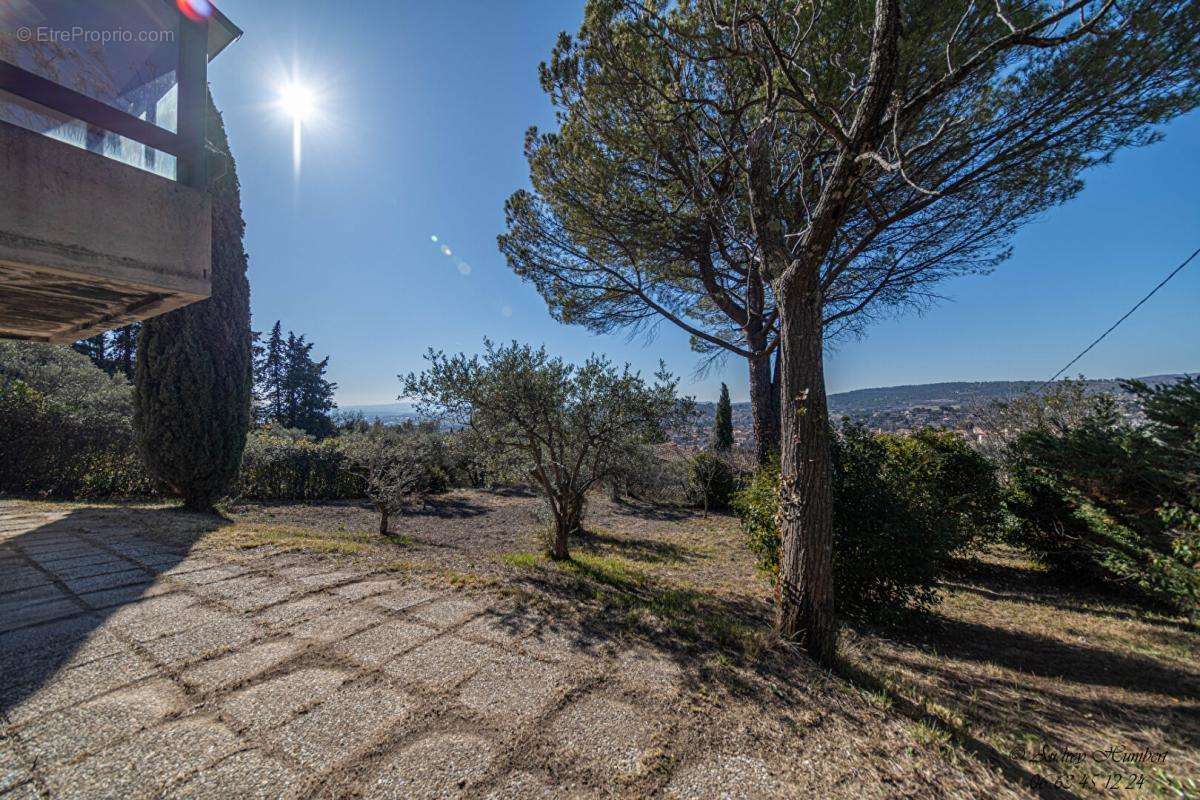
[[0, 504, 784, 800]]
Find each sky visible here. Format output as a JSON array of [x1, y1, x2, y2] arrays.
[[208, 0, 1200, 406]]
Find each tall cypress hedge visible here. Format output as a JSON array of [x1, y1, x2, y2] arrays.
[[134, 93, 252, 512]]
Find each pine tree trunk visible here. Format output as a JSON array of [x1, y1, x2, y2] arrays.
[[775, 267, 836, 664], [378, 506, 390, 535], [748, 351, 780, 466]]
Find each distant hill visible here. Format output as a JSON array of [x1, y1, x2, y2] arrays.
[[342, 373, 1192, 440], [337, 401, 419, 425], [680, 373, 1192, 443]]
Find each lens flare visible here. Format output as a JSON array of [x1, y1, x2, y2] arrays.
[[176, 0, 213, 22]]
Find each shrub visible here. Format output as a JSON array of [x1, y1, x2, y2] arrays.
[[612, 445, 692, 505], [236, 428, 361, 501], [733, 425, 1002, 620], [687, 451, 737, 513], [1004, 378, 1199, 617], [0, 345, 152, 499]]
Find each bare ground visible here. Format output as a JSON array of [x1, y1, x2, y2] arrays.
[[1, 490, 1196, 799]]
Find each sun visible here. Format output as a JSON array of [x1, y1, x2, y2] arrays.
[[278, 82, 315, 122]]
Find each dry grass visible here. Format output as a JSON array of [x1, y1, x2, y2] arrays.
[[841, 546, 1200, 799]]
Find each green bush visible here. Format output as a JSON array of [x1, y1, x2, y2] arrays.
[[235, 428, 362, 501], [733, 425, 1002, 620], [0, 382, 152, 499], [1004, 378, 1199, 617], [686, 451, 737, 512]]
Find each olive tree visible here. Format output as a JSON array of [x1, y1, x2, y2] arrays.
[[340, 422, 443, 535], [402, 340, 687, 559]]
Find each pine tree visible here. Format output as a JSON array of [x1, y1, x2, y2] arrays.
[[259, 321, 287, 423], [134, 94, 252, 513], [110, 323, 140, 378], [712, 383, 734, 452]]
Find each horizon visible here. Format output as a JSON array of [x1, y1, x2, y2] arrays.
[[208, 0, 1200, 408]]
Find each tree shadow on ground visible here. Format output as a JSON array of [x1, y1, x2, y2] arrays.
[[575, 529, 704, 565], [406, 495, 489, 519], [604, 497, 703, 522], [841, 551, 1200, 799], [0, 506, 223, 717]]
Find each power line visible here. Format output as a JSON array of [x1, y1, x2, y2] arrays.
[[1042, 244, 1200, 388]]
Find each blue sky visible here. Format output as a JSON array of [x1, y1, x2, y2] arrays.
[[208, 1, 1199, 406]]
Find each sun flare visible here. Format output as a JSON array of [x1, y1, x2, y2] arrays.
[[278, 82, 315, 122]]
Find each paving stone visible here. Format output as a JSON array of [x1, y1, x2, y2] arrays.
[[169, 565, 253, 587], [0, 730, 30, 792], [16, 679, 187, 765], [4, 649, 158, 724], [614, 648, 686, 699], [163, 749, 307, 800], [262, 681, 415, 768], [457, 652, 568, 723], [108, 594, 201, 642], [0, 585, 70, 614], [407, 598, 482, 629], [457, 613, 531, 647], [61, 568, 152, 595], [27, 550, 111, 569], [517, 625, 606, 663], [291, 605, 384, 643], [330, 620, 435, 668], [0, 624, 124, 690], [549, 696, 659, 777], [382, 636, 496, 692], [0, 598, 84, 634], [369, 586, 440, 612], [0, 779, 42, 799], [293, 569, 366, 590], [363, 733, 497, 799], [482, 771, 600, 799], [663, 755, 789, 800], [219, 667, 349, 734], [180, 639, 305, 692], [52, 561, 140, 583], [77, 581, 166, 610], [140, 615, 265, 667], [159, 559, 226, 578], [43, 717, 242, 800], [0, 569, 51, 595], [255, 594, 343, 628], [197, 575, 298, 612], [331, 579, 401, 601]]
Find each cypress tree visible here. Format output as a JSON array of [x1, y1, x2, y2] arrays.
[[712, 383, 734, 452], [134, 93, 252, 513]]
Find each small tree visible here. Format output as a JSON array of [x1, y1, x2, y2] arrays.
[[712, 383, 734, 452], [341, 423, 442, 535], [402, 340, 687, 559]]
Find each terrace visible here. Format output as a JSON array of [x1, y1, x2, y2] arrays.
[[0, 0, 240, 342]]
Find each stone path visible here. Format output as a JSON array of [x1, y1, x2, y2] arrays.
[[0, 505, 792, 799]]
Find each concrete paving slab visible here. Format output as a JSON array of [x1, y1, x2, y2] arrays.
[[363, 733, 497, 800], [162, 749, 307, 800], [219, 667, 349, 734], [262, 681, 415, 769], [382, 636, 497, 692], [179, 639, 305, 693]]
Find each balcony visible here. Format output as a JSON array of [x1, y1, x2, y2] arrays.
[[0, 0, 240, 342]]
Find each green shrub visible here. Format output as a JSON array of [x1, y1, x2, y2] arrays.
[[686, 451, 737, 512], [732, 462, 780, 572], [236, 428, 362, 501], [1004, 378, 1199, 617], [0, 383, 150, 498], [733, 425, 1002, 620]]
